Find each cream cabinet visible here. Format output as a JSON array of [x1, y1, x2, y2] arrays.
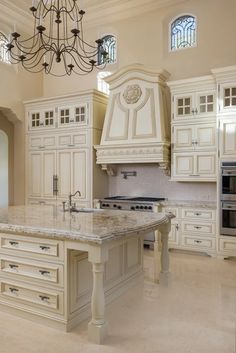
[[219, 117, 236, 158], [168, 75, 217, 182], [173, 90, 215, 121], [217, 83, 236, 114], [173, 123, 216, 151], [172, 152, 217, 181], [25, 91, 108, 206], [163, 205, 216, 256]]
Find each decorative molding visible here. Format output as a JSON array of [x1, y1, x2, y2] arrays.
[[123, 85, 142, 105], [101, 164, 117, 176]]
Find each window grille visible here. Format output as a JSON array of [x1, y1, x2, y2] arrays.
[[97, 72, 111, 95], [170, 15, 196, 51], [98, 35, 116, 65], [0, 33, 10, 64]]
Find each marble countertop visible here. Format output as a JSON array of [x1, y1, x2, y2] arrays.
[[0, 206, 174, 244], [159, 200, 216, 209]]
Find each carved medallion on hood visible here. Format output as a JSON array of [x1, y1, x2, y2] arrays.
[[123, 84, 142, 104]]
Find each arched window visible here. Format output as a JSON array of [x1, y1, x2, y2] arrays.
[[0, 33, 10, 64], [170, 15, 196, 51], [98, 35, 117, 65], [97, 72, 111, 95]]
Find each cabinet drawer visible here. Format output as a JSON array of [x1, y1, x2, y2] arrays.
[[181, 236, 216, 250], [0, 280, 63, 315], [182, 208, 215, 221], [29, 135, 57, 150], [219, 238, 236, 254], [0, 235, 64, 262], [57, 131, 88, 148], [0, 256, 63, 287], [182, 221, 215, 236]]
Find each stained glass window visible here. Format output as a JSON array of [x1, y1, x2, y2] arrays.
[[170, 15, 196, 51], [0, 33, 10, 64], [98, 35, 117, 65]]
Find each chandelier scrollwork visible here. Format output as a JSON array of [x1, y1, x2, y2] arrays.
[[0, 0, 108, 76]]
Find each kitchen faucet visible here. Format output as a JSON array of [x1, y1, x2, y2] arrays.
[[62, 190, 81, 212]]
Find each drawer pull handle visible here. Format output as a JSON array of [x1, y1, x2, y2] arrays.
[[39, 295, 50, 302], [194, 212, 201, 216], [39, 246, 51, 251], [9, 264, 19, 269], [9, 241, 19, 247], [194, 240, 202, 244], [68, 144, 75, 147], [39, 270, 50, 276], [9, 287, 19, 294], [194, 226, 202, 230]]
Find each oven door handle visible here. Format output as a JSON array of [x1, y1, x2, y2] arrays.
[[222, 172, 236, 176], [222, 207, 236, 210]]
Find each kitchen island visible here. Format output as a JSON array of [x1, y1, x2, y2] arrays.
[[0, 205, 174, 344]]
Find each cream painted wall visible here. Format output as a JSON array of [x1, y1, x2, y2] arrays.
[[42, 0, 233, 201], [0, 61, 43, 205], [43, 0, 236, 96]]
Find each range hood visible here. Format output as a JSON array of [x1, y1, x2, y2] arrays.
[[95, 64, 171, 175]]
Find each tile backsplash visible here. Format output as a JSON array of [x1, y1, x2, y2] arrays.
[[108, 165, 216, 201]]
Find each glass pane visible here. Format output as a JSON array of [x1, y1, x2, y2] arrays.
[[178, 99, 183, 106], [232, 87, 236, 96], [232, 97, 236, 106], [171, 15, 196, 51], [207, 104, 213, 112], [200, 105, 206, 113], [185, 107, 190, 114], [207, 95, 213, 103], [224, 98, 230, 106], [200, 96, 206, 104], [185, 98, 190, 105], [225, 88, 230, 97], [178, 108, 183, 115]]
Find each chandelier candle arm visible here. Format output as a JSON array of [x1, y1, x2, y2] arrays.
[[0, 0, 109, 76]]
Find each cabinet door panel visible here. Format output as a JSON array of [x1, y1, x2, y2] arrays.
[[72, 150, 87, 200], [196, 124, 216, 149], [220, 120, 236, 157], [173, 154, 194, 177], [57, 151, 71, 198], [29, 152, 42, 197], [173, 126, 193, 150], [42, 152, 56, 198], [196, 92, 215, 116], [173, 94, 194, 120], [196, 153, 216, 176]]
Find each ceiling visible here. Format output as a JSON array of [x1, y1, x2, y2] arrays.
[[0, 0, 187, 33]]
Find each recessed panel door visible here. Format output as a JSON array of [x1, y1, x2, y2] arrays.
[[42, 151, 57, 198], [29, 152, 42, 197], [71, 149, 88, 200], [57, 150, 71, 198]]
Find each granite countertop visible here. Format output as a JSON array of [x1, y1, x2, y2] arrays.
[[159, 200, 217, 209], [0, 206, 174, 244]]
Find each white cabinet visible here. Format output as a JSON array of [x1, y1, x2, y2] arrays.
[[219, 118, 236, 158], [218, 83, 236, 113], [29, 151, 57, 199], [25, 91, 108, 206], [173, 91, 215, 121], [163, 205, 216, 256], [29, 109, 56, 130], [168, 75, 217, 182], [173, 123, 216, 151], [172, 152, 216, 181]]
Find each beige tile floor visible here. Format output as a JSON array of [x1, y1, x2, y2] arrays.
[[0, 250, 236, 353]]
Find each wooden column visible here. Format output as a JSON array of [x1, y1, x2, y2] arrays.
[[88, 246, 108, 344]]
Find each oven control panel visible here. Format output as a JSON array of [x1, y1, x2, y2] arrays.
[[100, 201, 154, 212]]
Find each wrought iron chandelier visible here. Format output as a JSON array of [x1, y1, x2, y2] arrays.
[[0, 0, 107, 76]]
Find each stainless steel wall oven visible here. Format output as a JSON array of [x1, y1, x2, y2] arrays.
[[220, 162, 236, 236]]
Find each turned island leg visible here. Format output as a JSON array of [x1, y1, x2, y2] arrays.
[[88, 248, 108, 344], [159, 221, 171, 275]]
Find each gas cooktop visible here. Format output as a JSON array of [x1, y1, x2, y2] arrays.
[[104, 196, 165, 202]]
